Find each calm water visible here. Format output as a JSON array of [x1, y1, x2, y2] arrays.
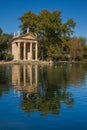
[[0, 63, 87, 130]]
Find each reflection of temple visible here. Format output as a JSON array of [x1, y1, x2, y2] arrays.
[[12, 65, 38, 94]]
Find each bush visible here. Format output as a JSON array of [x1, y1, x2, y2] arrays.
[[5, 54, 13, 61], [75, 56, 82, 61]]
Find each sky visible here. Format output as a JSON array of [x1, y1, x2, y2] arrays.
[[0, 0, 87, 38]]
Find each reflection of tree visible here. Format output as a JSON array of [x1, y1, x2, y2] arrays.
[[0, 65, 11, 96], [45, 63, 87, 88], [0, 63, 87, 115], [20, 63, 87, 116], [20, 89, 74, 116]]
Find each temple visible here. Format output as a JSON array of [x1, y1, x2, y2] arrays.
[[12, 31, 38, 61]]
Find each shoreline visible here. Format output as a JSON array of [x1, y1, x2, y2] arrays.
[[0, 60, 87, 65], [0, 60, 53, 65]]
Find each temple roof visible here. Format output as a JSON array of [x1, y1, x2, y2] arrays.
[[12, 32, 38, 42]]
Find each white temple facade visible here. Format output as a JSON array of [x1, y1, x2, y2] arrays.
[[12, 32, 38, 61]]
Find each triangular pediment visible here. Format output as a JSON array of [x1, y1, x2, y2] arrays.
[[22, 33, 36, 40], [13, 32, 37, 41]]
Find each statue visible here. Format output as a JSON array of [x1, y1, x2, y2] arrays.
[[14, 32, 16, 37], [17, 31, 20, 36], [27, 27, 29, 33]]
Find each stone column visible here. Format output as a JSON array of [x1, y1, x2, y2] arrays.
[[18, 42, 21, 60], [30, 65, 32, 86], [14, 43, 17, 60], [24, 42, 26, 60], [30, 43, 32, 60], [35, 42, 38, 60]]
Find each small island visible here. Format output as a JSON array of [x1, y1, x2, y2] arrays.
[[0, 10, 87, 64]]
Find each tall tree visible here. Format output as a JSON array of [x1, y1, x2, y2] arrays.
[[19, 11, 38, 33], [69, 37, 84, 60], [83, 45, 87, 59], [0, 28, 3, 36], [0, 28, 12, 60], [19, 10, 76, 60]]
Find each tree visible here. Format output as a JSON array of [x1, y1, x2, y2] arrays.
[[47, 44, 62, 61], [83, 45, 87, 59], [0, 28, 13, 60], [69, 37, 84, 60], [0, 28, 3, 36], [19, 11, 38, 33], [19, 10, 76, 60]]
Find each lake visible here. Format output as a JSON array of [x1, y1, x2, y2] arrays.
[[0, 63, 87, 130]]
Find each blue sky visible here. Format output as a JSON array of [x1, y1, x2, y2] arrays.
[[0, 0, 87, 37]]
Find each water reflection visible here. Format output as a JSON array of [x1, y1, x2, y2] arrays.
[[20, 64, 87, 116], [0, 65, 11, 96], [12, 65, 38, 95], [11, 64, 76, 116], [0, 63, 87, 116]]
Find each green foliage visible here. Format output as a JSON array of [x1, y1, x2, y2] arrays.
[[5, 53, 13, 61], [19, 10, 87, 61], [19, 11, 38, 33], [69, 37, 84, 60], [0, 28, 13, 60], [19, 10, 76, 60], [83, 45, 87, 59], [47, 44, 62, 60], [0, 28, 3, 36]]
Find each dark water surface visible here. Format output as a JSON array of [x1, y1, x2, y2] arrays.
[[0, 63, 87, 130]]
